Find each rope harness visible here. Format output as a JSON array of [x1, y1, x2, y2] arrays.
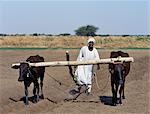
[[93, 72, 110, 94]]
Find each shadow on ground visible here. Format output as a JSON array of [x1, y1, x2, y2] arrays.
[[99, 96, 114, 106]]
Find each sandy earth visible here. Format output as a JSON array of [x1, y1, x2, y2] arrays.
[[0, 49, 149, 114]]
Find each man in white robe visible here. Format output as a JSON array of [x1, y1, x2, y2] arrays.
[[74, 37, 100, 95]]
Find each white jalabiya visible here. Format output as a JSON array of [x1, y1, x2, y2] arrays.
[[75, 46, 100, 92]]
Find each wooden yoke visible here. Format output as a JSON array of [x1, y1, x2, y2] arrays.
[[12, 55, 134, 68]]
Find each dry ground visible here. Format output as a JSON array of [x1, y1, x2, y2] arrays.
[[0, 49, 149, 114]]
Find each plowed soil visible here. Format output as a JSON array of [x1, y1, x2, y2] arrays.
[[0, 49, 149, 114]]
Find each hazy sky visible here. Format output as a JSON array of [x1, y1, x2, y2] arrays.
[[0, 0, 149, 35]]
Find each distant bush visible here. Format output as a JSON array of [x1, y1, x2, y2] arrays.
[[0, 34, 7, 36], [75, 25, 98, 36], [122, 35, 130, 37], [98, 34, 110, 37], [31, 33, 53, 36], [32, 33, 38, 36], [147, 35, 150, 37], [59, 33, 71, 36]]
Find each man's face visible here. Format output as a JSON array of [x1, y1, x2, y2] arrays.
[[88, 41, 94, 48]]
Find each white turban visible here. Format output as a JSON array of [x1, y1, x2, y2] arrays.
[[87, 37, 96, 44]]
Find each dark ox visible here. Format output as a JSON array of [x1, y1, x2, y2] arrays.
[[18, 55, 45, 105], [108, 51, 130, 106]]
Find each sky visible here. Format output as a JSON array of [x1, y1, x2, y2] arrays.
[[0, 0, 149, 35]]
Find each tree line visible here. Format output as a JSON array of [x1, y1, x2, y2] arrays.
[[0, 25, 149, 37]]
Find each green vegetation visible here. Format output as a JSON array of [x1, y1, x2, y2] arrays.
[[75, 25, 98, 36]]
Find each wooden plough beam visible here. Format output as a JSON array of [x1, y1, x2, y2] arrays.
[[12, 56, 134, 68]]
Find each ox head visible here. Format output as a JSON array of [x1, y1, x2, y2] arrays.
[[18, 62, 30, 82], [109, 51, 130, 85]]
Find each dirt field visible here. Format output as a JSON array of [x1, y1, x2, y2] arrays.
[[0, 49, 149, 114]]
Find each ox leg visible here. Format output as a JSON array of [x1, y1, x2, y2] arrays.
[[33, 84, 36, 103], [115, 84, 119, 105], [37, 82, 40, 102], [40, 76, 44, 99], [24, 85, 29, 105], [111, 81, 116, 106], [119, 85, 123, 104], [33, 82, 40, 103], [122, 80, 125, 99], [40, 81, 44, 99]]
